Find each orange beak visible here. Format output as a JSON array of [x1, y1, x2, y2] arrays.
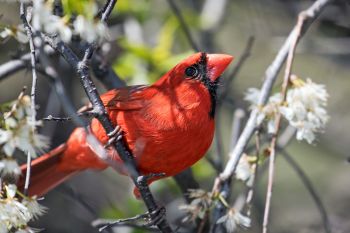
[[207, 54, 234, 81]]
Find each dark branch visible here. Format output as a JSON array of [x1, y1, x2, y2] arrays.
[[166, 0, 200, 52], [42, 1, 173, 231], [91, 53, 126, 90]]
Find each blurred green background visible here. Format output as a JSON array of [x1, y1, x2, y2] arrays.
[[0, 0, 349, 232]]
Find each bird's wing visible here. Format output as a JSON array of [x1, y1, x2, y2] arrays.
[[101, 85, 148, 111]]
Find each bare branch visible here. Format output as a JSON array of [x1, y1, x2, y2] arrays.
[[41, 1, 173, 231], [91, 53, 126, 89], [166, 0, 200, 52], [20, 1, 38, 196], [219, 0, 333, 182], [262, 9, 315, 233], [92, 218, 159, 232]]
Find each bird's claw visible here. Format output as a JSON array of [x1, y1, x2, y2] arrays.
[[142, 206, 166, 227], [104, 126, 123, 148]]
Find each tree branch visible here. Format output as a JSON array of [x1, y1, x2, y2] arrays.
[[41, 1, 173, 231], [166, 0, 200, 52], [219, 0, 333, 182], [262, 9, 317, 233], [20, 1, 38, 196]]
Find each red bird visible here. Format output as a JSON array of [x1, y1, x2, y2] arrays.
[[19, 52, 233, 197]]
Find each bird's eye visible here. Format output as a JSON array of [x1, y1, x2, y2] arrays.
[[185, 66, 199, 77]]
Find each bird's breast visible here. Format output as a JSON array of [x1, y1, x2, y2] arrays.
[[132, 89, 215, 176]]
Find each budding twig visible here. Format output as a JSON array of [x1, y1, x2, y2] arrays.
[[219, 0, 332, 183], [262, 10, 312, 233], [20, 1, 38, 196]]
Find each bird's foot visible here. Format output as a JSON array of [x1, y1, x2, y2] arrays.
[[142, 206, 167, 227], [104, 126, 123, 148], [94, 207, 166, 232]]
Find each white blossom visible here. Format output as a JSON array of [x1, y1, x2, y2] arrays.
[[0, 159, 21, 178], [22, 198, 47, 220], [0, 198, 31, 227], [0, 221, 6, 233], [217, 208, 251, 233], [235, 154, 253, 185], [31, 0, 72, 43], [15, 228, 36, 233], [5, 184, 17, 199], [0, 95, 50, 157], [245, 88, 281, 133], [30, 0, 108, 43], [73, 15, 108, 43], [280, 78, 329, 144], [0, 185, 46, 232], [179, 189, 212, 222], [0, 25, 28, 44], [244, 77, 329, 144]]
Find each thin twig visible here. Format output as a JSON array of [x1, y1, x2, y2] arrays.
[[245, 130, 261, 217], [43, 115, 72, 122], [219, 0, 332, 182], [166, 0, 200, 52], [262, 10, 310, 233], [210, 108, 245, 233], [20, 1, 38, 196], [4, 86, 27, 119], [207, 1, 332, 232], [280, 150, 332, 233], [100, 0, 117, 22], [92, 218, 159, 232]]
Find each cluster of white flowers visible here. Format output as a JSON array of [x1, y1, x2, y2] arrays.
[[31, 0, 108, 43], [216, 208, 251, 233], [0, 184, 46, 233], [0, 95, 49, 178], [280, 78, 329, 143], [0, 0, 109, 44], [0, 93, 49, 232], [179, 189, 212, 222], [245, 77, 329, 144]]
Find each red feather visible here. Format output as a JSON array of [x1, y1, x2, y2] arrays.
[[19, 53, 233, 197]]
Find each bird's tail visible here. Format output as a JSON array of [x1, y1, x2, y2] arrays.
[[18, 127, 108, 197], [18, 144, 77, 197]]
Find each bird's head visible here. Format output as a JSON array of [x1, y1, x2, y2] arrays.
[[175, 52, 234, 84], [161, 52, 233, 117]]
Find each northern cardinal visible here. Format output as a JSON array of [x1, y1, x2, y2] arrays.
[[19, 52, 233, 197]]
